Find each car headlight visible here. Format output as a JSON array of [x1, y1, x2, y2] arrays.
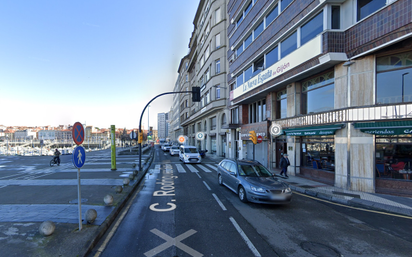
[[250, 186, 265, 193], [283, 187, 291, 193]]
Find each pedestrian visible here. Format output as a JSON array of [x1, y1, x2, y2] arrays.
[[279, 154, 290, 178]]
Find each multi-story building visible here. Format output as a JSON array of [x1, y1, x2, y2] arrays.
[[157, 113, 169, 140], [227, 0, 412, 195], [170, 76, 183, 142], [177, 0, 230, 156]]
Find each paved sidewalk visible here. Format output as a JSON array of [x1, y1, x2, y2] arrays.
[[207, 154, 412, 217]]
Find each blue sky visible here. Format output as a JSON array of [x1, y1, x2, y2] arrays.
[[0, 0, 199, 130]]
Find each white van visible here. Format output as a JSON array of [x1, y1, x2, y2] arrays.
[[179, 145, 202, 164]]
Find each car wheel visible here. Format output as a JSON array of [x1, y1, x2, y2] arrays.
[[238, 186, 248, 203], [218, 174, 223, 186]]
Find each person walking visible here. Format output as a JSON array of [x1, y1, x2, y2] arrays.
[[279, 154, 290, 178], [54, 149, 61, 166]]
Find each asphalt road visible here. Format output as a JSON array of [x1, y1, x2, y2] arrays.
[[90, 146, 412, 257]]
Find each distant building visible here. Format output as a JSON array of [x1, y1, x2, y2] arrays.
[[157, 113, 169, 139]]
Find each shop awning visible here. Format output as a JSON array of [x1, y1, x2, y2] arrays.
[[354, 121, 412, 135], [283, 124, 345, 136]]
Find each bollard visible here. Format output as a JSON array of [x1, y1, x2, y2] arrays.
[[39, 221, 55, 236], [85, 209, 97, 224], [104, 194, 113, 205]]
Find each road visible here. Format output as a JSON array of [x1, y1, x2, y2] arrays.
[[89, 145, 412, 257]]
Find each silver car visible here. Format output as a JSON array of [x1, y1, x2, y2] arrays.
[[169, 146, 180, 156], [217, 159, 292, 204]]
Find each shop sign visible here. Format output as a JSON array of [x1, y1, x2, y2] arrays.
[[232, 35, 321, 100], [285, 130, 336, 136], [361, 128, 412, 135]]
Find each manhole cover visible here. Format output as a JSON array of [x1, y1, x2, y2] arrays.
[[69, 198, 88, 204], [301, 241, 341, 257]]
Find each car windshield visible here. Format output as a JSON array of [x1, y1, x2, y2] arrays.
[[238, 164, 273, 177], [185, 148, 198, 153], [171, 146, 178, 149]]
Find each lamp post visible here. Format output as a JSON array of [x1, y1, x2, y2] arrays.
[[402, 72, 409, 102], [6, 136, 9, 156]]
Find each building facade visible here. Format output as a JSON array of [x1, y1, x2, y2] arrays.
[[227, 0, 412, 195], [157, 113, 169, 140], [177, 0, 230, 156]]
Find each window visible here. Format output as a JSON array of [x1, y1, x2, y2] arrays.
[[266, 46, 278, 68], [237, 15, 243, 27], [281, 0, 293, 12], [215, 8, 221, 24], [244, 1, 252, 16], [206, 23, 210, 35], [206, 91, 210, 104], [204, 121, 207, 131], [266, 5, 278, 26], [331, 6, 340, 29], [302, 71, 335, 114], [200, 55, 204, 67], [216, 33, 221, 49], [236, 44, 243, 57], [254, 22, 263, 39], [281, 32, 297, 58], [205, 68, 210, 81], [302, 136, 335, 171], [245, 66, 253, 82], [244, 34, 252, 49], [231, 107, 239, 124], [210, 117, 217, 130], [357, 0, 386, 21], [277, 89, 287, 119], [222, 113, 227, 125], [216, 59, 220, 74], [216, 85, 221, 99], [253, 57, 264, 77], [376, 51, 412, 104], [301, 11, 323, 46], [186, 75, 188, 82], [249, 99, 266, 123], [237, 74, 244, 88], [205, 45, 210, 60]]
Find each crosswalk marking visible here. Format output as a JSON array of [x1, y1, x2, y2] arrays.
[[197, 165, 212, 173], [205, 164, 217, 170], [186, 165, 199, 173], [175, 164, 186, 173]]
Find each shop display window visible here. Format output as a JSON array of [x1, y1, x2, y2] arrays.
[[301, 136, 335, 172], [376, 135, 412, 180]]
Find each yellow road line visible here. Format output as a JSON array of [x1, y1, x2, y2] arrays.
[[294, 191, 412, 220]]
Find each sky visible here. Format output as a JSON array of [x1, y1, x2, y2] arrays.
[[0, 0, 200, 130]]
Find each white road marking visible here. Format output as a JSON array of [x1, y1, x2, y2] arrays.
[[229, 217, 261, 257], [212, 193, 226, 211], [205, 164, 217, 170], [203, 181, 211, 191], [197, 165, 212, 173], [175, 164, 186, 173], [186, 165, 199, 173], [144, 229, 203, 257]]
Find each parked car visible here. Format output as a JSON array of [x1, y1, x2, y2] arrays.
[[217, 159, 292, 204], [179, 145, 201, 164], [169, 146, 180, 156]]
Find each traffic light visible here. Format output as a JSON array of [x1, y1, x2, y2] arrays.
[[249, 131, 257, 144], [192, 87, 201, 102], [138, 131, 143, 144]]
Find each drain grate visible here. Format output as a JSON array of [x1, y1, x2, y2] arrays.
[[332, 191, 360, 198], [301, 241, 341, 257]]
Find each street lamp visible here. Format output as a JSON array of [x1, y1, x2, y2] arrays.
[[402, 72, 409, 102]]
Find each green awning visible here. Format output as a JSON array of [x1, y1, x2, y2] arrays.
[[354, 121, 412, 135], [283, 124, 345, 136]]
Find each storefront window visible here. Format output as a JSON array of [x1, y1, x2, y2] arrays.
[[302, 71, 335, 114], [376, 51, 412, 104], [211, 137, 217, 154], [302, 136, 335, 172], [376, 134, 412, 180]]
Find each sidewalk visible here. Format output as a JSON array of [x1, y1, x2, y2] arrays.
[[206, 154, 412, 217]]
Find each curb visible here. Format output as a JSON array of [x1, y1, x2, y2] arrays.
[[83, 148, 155, 256]]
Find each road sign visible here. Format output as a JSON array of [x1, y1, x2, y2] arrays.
[[72, 146, 86, 169], [257, 135, 263, 143], [130, 131, 136, 139], [196, 132, 205, 141], [72, 122, 85, 145], [178, 135, 186, 144]]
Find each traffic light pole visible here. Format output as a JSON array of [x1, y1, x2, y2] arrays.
[[138, 90, 198, 172]]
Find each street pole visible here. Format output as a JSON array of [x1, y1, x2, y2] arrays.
[[139, 91, 193, 171]]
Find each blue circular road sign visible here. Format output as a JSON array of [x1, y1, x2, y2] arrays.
[[72, 146, 86, 169]]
